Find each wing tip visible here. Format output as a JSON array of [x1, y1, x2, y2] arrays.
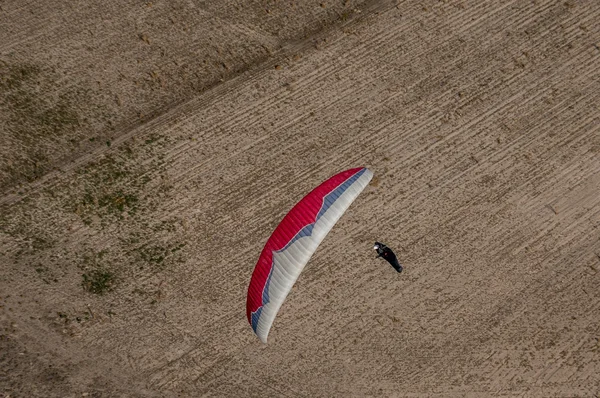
[[257, 331, 268, 344]]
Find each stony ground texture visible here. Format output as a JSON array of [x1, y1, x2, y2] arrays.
[[1, 0, 599, 396]]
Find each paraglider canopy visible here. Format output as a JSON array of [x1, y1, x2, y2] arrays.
[[246, 167, 373, 343]]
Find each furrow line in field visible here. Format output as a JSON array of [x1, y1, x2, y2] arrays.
[[387, 49, 599, 229], [122, 0, 522, 182], [145, 10, 592, 225], [154, 0, 531, 172]]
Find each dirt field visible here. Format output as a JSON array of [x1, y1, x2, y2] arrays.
[[1, 0, 599, 396]]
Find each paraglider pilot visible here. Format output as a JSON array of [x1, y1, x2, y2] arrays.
[[374, 241, 403, 273]]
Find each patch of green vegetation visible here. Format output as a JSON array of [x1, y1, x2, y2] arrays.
[[171, 242, 186, 253], [74, 185, 139, 223], [70, 153, 152, 224], [77, 249, 110, 270], [139, 245, 169, 265], [137, 242, 186, 267], [0, 63, 40, 91], [73, 157, 140, 222], [82, 269, 115, 294], [3, 76, 80, 140], [0, 61, 85, 187], [97, 190, 139, 215], [77, 155, 131, 184]]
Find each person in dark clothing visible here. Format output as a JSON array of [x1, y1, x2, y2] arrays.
[[374, 241, 403, 273]]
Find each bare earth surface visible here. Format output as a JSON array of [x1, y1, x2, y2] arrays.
[[1, 0, 599, 396]]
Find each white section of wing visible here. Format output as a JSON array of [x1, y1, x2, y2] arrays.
[[255, 169, 373, 343]]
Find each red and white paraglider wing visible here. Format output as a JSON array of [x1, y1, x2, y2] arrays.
[[246, 167, 373, 343]]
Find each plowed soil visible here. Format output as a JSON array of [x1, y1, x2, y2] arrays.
[[1, 0, 599, 397]]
